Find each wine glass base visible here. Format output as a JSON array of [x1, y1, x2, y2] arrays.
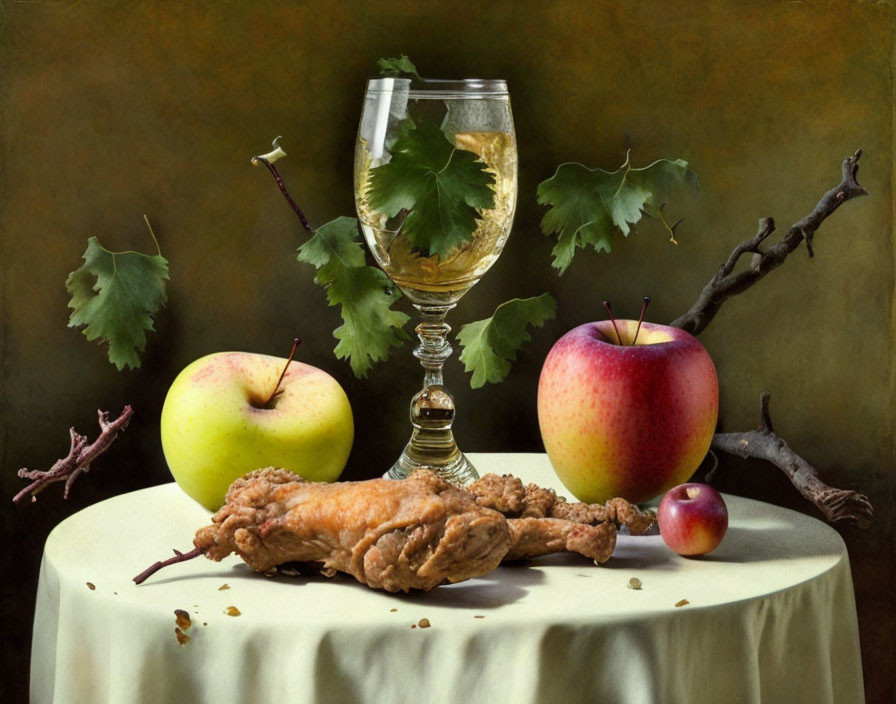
[[385, 449, 479, 485]]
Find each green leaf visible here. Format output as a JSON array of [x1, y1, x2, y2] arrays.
[[66, 236, 169, 370], [366, 120, 496, 257], [298, 217, 409, 377], [457, 293, 557, 389], [537, 155, 697, 274], [297, 216, 367, 270], [377, 54, 423, 81]]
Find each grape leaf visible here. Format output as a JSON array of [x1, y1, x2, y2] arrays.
[[457, 293, 557, 389], [366, 120, 496, 257], [537, 155, 698, 274], [377, 54, 422, 81], [66, 236, 169, 370], [297, 217, 410, 378]]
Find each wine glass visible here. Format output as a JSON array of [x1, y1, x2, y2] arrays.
[[354, 77, 517, 483]]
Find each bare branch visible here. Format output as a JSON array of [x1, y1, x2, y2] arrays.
[[12, 406, 134, 504], [251, 140, 314, 234], [711, 393, 873, 528], [671, 149, 866, 335], [720, 217, 776, 278], [665, 151, 872, 524]]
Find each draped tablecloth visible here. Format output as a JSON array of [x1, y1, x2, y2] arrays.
[[31, 453, 864, 703]]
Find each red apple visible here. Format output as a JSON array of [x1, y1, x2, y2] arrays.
[[657, 483, 729, 556], [537, 319, 718, 504]]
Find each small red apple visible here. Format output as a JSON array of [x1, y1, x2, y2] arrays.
[[657, 483, 729, 556]]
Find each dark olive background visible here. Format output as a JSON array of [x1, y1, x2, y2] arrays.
[[2, 1, 894, 702]]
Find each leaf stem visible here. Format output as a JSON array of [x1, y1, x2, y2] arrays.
[[610, 149, 633, 200], [655, 203, 683, 245], [143, 214, 162, 256]]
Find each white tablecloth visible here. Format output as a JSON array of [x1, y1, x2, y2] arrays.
[[31, 453, 864, 703]]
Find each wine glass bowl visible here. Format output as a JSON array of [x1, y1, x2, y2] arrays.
[[354, 77, 517, 482]]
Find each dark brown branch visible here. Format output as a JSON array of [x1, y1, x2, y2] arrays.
[[12, 406, 134, 504], [671, 149, 867, 335], [711, 393, 873, 528], [251, 153, 314, 234], [133, 547, 206, 585]]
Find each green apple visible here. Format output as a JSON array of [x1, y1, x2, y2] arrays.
[[161, 351, 354, 510]]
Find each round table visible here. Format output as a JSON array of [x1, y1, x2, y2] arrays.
[[31, 453, 864, 704]]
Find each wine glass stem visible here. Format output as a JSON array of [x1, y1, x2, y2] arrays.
[[415, 304, 451, 382], [386, 304, 478, 484]]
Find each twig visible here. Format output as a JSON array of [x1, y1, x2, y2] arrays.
[[133, 547, 206, 585], [701, 449, 720, 484], [251, 140, 314, 234], [711, 393, 873, 528], [12, 406, 134, 504], [671, 149, 867, 335]]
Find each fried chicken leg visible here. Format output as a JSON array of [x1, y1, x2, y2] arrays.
[[193, 468, 511, 592], [137, 469, 654, 591]]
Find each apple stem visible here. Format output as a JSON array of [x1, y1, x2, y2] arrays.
[[632, 297, 651, 346], [263, 338, 303, 409], [602, 301, 624, 345]]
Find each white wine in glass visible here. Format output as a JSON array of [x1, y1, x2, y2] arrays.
[[354, 78, 517, 482]]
